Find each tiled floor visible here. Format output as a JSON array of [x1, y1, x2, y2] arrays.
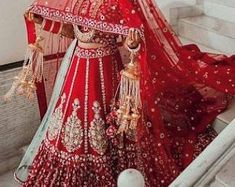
[[0, 170, 20, 187]]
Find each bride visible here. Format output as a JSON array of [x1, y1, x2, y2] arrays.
[[5, 0, 235, 186]]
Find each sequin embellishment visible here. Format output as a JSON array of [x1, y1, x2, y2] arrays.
[[48, 93, 66, 141], [89, 101, 108, 155], [61, 98, 83, 152]]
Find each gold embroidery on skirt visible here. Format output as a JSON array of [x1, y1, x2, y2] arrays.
[[62, 98, 83, 152], [89, 101, 108, 155], [48, 93, 66, 141], [126, 128, 137, 142]]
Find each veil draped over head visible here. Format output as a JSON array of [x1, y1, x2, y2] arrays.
[[15, 0, 235, 184]]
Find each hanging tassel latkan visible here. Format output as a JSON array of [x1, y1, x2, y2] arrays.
[[3, 34, 44, 101], [116, 49, 142, 135]]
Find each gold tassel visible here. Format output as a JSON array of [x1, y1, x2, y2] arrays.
[[116, 51, 142, 135], [3, 36, 44, 101]]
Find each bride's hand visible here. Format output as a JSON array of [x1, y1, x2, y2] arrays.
[[125, 28, 141, 49], [24, 11, 43, 24]]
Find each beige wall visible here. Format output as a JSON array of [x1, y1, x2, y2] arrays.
[[0, 0, 33, 66]]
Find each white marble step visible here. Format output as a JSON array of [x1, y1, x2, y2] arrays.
[[178, 15, 235, 54], [212, 154, 235, 187], [204, 0, 235, 23], [180, 37, 221, 53], [214, 100, 235, 134], [169, 4, 203, 31]]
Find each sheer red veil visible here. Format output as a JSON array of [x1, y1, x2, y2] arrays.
[[24, 0, 235, 184]]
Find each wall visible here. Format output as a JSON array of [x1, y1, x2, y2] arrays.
[[0, 0, 33, 66]]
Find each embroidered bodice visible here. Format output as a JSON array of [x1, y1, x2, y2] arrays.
[[73, 25, 118, 45]]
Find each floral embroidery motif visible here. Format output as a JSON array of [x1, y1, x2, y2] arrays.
[[61, 98, 83, 153], [48, 93, 66, 141], [89, 101, 108, 155]]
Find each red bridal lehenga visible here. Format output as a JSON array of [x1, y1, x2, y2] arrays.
[[5, 0, 235, 186]]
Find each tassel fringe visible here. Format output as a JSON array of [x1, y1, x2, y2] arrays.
[[3, 36, 44, 101], [116, 54, 142, 135]]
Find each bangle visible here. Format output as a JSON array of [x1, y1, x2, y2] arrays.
[[41, 18, 46, 29], [51, 22, 62, 34], [42, 19, 53, 31], [49, 21, 55, 32], [41, 19, 63, 35], [125, 43, 141, 53], [58, 23, 64, 35]]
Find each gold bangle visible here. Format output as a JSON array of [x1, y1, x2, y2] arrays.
[[58, 23, 64, 35], [125, 43, 141, 53]]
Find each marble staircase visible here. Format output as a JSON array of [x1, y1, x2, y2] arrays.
[[204, 0, 235, 24], [177, 0, 235, 134], [177, 0, 235, 54], [171, 0, 235, 186], [178, 15, 235, 54]]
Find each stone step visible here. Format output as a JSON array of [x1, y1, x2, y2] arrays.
[[211, 154, 235, 187], [178, 15, 235, 54], [214, 100, 235, 134], [168, 4, 203, 33], [180, 37, 235, 133], [204, 0, 235, 23], [180, 37, 220, 53]]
